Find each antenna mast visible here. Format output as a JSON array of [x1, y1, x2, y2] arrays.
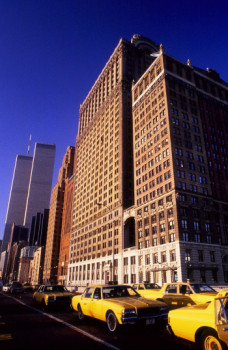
[[27, 134, 32, 155]]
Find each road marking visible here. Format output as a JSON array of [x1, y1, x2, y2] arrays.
[[2, 293, 120, 350]]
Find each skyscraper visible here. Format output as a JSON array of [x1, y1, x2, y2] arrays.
[[68, 35, 228, 287], [43, 146, 74, 284], [1, 155, 33, 252], [1, 143, 56, 252], [68, 35, 160, 285], [23, 143, 56, 229], [131, 45, 228, 284]]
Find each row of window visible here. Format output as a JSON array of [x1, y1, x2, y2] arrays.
[[136, 182, 172, 205], [185, 248, 215, 263]]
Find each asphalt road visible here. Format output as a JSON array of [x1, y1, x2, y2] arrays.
[[0, 292, 197, 350]]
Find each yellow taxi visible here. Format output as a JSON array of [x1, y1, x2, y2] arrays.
[[132, 282, 161, 299], [137, 282, 219, 309], [71, 284, 168, 332], [167, 290, 228, 350], [33, 284, 74, 310]]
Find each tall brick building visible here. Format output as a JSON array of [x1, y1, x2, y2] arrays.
[[43, 146, 75, 284], [132, 45, 228, 285], [67, 35, 228, 287]]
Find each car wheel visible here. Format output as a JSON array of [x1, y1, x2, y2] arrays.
[[106, 311, 119, 333], [200, 329, 226, 350], [77, 305, 85, 320]]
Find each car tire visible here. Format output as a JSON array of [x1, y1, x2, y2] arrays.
[[77, 305, 85, 321], [106, 311, 119, 333], [200, 329, 226, 350]]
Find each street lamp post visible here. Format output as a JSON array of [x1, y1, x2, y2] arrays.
[[96, 201, 115, 282]]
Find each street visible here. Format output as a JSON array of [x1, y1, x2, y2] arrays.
[[0, 292, 197, 350]]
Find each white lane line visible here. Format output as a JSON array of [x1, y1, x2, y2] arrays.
[[1, 294, 120, 350]]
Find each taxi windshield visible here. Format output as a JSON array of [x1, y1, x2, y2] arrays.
[[190, 283, 215, 293]]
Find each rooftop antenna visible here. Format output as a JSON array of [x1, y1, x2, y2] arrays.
[[27, 134, 32, 155]]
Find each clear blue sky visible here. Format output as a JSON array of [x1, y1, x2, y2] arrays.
[[0, 0, 227, 239]]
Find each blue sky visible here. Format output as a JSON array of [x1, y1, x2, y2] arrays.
[[0, 0, 227, 239]]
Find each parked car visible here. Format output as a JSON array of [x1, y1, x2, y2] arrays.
[[2, 283, 11, 292], [136, 282, 219, 309], [23, 282, 33, 292], [167, 289, 228, 350], [71, 284, 168, 333], [9, 281, 24, 294], [132, 282, 161, 298], [33, 285, 74, 310], [0, 279, 3, 291]]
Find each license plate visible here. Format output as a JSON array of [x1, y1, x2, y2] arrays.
[[146, 319, 155, 325]]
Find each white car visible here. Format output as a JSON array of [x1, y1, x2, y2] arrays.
[[2, 284, 11, 292]]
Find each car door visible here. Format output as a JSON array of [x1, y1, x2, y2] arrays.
[[216, 297, 228, 345], [36, 286, 45, 303], [90, 287, 104, 321], [80, 287, 94, 316]]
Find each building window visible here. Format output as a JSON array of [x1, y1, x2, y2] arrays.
[[210, 251, 215, 262], [124, 275, 128, 283], [198, 250, 204, 262], [161, 236, 166, 244], [185, 249, 191, 262], [145, 254, 150, 265], [212, 270, 218, 283], [124, 257, 128, 266], [183, 232, 189, 241], [181, 219, 188, 229], [153, 238, 158, 246], [205, 223, 210, 232], [195, 234, 201, 242], [153, 253, 158, 264], [168, 220, 175, 230], [169, 233, 175, 242], [193, 221, 200, 231], [207, 235, 212, 244], [152, 226, 157, 234], [161, 252, 166, 263], [160, 223, 166, 232], [131, 274, 136, 283], [170, 250, 176, 261]]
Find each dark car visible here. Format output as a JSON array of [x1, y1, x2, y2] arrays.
[[9, 281, 24, 294], [23, 282, 33, 292]]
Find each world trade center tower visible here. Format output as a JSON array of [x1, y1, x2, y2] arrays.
[[1, 143, 55, 252]]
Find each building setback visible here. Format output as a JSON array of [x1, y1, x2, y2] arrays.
[[67, 35, 228, 287]]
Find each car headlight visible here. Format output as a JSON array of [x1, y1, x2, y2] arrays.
[[122, 308, 136, 316]]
